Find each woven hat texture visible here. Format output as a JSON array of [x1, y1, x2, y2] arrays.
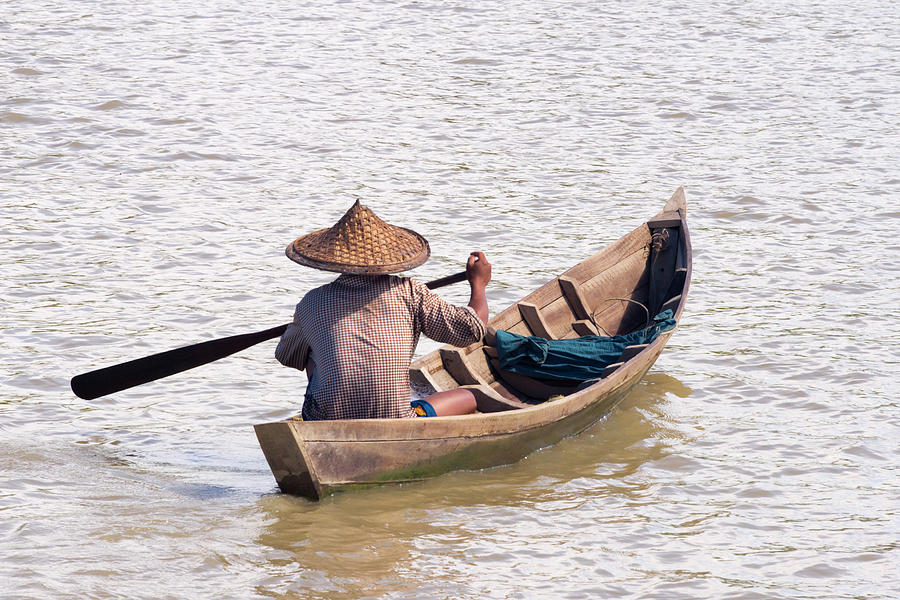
[[285, 200, 430, 274]]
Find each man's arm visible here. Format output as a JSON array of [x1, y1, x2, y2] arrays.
[[274, 305, 311, 371], [466, 251, 491, 323]]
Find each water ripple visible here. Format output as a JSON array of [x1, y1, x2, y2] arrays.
[[2, 0, 899, 598]]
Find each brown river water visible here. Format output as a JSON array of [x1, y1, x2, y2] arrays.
[[2, 1, 898, 598]]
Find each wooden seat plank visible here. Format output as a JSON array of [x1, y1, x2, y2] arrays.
[[558, 275, 592, 321], [647, 211, 682, 229]]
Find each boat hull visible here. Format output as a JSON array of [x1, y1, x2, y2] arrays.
[[255, 335, 667, 499], [255, 188, 691, 500]]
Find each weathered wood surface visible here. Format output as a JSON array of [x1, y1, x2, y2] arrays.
[[558, 275, 592, 321], [572, 319, 599, 336], [255, 187, 692, 499]]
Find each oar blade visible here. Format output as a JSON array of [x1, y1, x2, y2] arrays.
[[71, 324, 288, 400]]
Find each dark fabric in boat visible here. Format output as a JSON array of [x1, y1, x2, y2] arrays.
[[496, 310, 677, 381], [410, 399, 437, 417]]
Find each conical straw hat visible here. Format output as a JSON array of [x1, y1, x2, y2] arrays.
[[285, 200, 430, 274]]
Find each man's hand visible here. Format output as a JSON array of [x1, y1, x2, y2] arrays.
[[466, 251, 492, 288]]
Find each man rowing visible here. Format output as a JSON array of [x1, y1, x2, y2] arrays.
[[275, 200, 491, 420]]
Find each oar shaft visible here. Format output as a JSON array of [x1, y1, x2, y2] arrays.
[[425, 271, 467, 289], [71, 270, 468, 400]]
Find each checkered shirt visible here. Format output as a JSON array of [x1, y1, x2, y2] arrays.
[[275, 274, 485, 420]]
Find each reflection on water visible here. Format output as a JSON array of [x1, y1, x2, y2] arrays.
[[3, 0, 899, 597], [251, 374, 689, 598]]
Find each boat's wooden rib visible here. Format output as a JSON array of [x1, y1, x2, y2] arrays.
[[600, 362, 625, 378], [670, 268, 688, 297], [439, 348, 481, 386], [619, 344, 649, 363], [572, 319, 599, 336], [517, 302, 555, 339], [255, 187, 692, 500], [558, 275, 592, 321], [661, 294, 683, 315]]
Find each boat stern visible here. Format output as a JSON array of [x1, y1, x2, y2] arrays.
[[254, 420, 322, 500]]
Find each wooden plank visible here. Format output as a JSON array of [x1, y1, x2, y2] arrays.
[[440, 348, 481, 385], [462, 342, 495, 381], [600, 362, 624, 378], [409, 366, 439, 395], [663, 187, 686, 213], [580, 248, 650, 316], [558, 275, 592, 320], [589, 284, 650, 337], [661, 294, 682, 315], [572, 319, 599, 336], [558, 225, 652, 297], [489, 224, 652, 329], [518, 302, 554, 339], [410, 353, 458, 392], [648, 228, 679, 316], [430, 368, 463, 392], [667, 267, 687, 299], [506, 320, 531, 337], [647, 211, 682, 229], [254, 422, 320, 499], [541, 295, 578, 337], [489, 380, 531, 404], [619, 344, 648, 363]]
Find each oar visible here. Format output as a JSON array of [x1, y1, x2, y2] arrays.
[[70, 271, 468, 400]]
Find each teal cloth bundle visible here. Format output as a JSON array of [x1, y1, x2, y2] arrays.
[[496, 310, 677, 381]]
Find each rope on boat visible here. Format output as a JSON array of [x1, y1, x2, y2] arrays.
[[651, 228, 670, 252], [589, 298, 650, 337]]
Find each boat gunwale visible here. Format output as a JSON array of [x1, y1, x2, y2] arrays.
[[275, 329, 676, 443]]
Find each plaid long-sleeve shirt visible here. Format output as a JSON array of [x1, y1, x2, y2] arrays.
[[275, 274, 485, 420]]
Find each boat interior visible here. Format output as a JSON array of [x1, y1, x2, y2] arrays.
[[410, 209, 688, 412]]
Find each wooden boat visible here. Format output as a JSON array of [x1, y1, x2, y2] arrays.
[[255, 188, 692, 500]]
